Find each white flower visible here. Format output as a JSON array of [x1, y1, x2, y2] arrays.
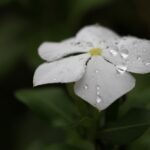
[[33, 25, 150, 110]]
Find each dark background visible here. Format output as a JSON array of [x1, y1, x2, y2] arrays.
[[0, 0, 150, 150]]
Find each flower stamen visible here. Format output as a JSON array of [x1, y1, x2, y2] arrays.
[[89, 48, 102, 56]]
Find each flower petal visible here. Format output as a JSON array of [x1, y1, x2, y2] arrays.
[[76, 25, 120, 47], [117, 36, 150, 73], [38, 38, 90, 62], [33, 54, 90, 86], [103, 36, 150, 74], [74, 57, 135, 110]]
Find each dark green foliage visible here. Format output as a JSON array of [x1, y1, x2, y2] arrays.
[[1, 0, 150, 150]]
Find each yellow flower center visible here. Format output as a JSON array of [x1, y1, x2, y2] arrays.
[[89, 48, 102, 56]]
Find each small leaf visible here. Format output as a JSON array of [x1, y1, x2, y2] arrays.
[[15, 86, 78, 123], [129, 129, 150, 150], [100, 108, 150, 144], [120, 83, 150, 115]]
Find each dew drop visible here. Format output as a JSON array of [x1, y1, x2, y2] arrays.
[[53, 78, 57, 81], [86, 42, 93, 47], [116, 65, 127, 74], [74, 41, 83, 47], [95, 69, 99, 74], [145, 62, 150, 66], [96, 85, 100, 90], [96, 95, 102, 103], [97, 91, 100, 95], [76, 42, 81, 45], [115, 42, 118, 45], [137, 56, 141, 61], [120, 49, 129, 59], [96, 85, 101, 103], [84, 84, 88, 90], [109, 49, 118, 56]]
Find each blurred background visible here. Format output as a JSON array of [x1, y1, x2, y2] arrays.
[[0, 0, 150, 150]]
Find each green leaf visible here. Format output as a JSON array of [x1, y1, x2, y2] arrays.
[[120, 85, 150, 115], [129, 129, 150, 150], [45, 143, 81, 150], [15, 86, 78, 124], [66, 129, 95, 150], [100, 108, 150, 144], [14, 113, 65, 150]]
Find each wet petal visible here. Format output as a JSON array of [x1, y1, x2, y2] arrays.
[[33, 54, 90, 86], [104, 36, 150, 74], [74, 57, 135, 110], [38, 38, 90, 62], [117, 36, 150, 73], [76, 25, 120, 47]]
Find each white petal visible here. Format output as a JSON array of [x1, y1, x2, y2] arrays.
[[104, 36, 150, 74], [76, 24, 120, 47], [102, 41, 123, 65], [118, 36, 150, 73], [74, 57, 135, 110], [33, 54, 90, 86], [38, 38, 90, 62]]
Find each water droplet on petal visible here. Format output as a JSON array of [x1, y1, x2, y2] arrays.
[[97, 91, 100, 95], [74, 41, 83, 47], [95, 69, 99, 74], [84, 84, 88, 90], [115, 42, 118, 45], [116, 65, 127, 74], [76, 42, 81, 45], [96, 85, 100, 90], [109, 49, 118, 56], [145, 62, 150, 66], [133, 40, 138, 45], [53, 78, 57, 81], [120, 49, 129, 59], [96, 95, 102, 103], [86, 42, 93, 47], [137, 56, 141, 61]]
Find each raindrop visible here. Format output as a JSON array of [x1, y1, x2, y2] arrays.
[[109, 49, 118, 56], [97, 91, 100, 95], [74, 41, 82, 47], [95, 69, 99, 74], [96, 85, 102, 103], [96, 85, 100, 90], [145, 62, 150, 66], [94, 61, 97, 64], [86, 42, 93, 47], [53, 78, 57, 81], [115, 42, 118, 45], [84, 84, 88, 90], [133, 40, 139, 45], [116, 65, 127, 74], [96, 95, 102, 103], [137, 56, 141, 61], [120, 49, 129, 59], [76, 42, 81, 45], [122, 37, 127, 41]]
